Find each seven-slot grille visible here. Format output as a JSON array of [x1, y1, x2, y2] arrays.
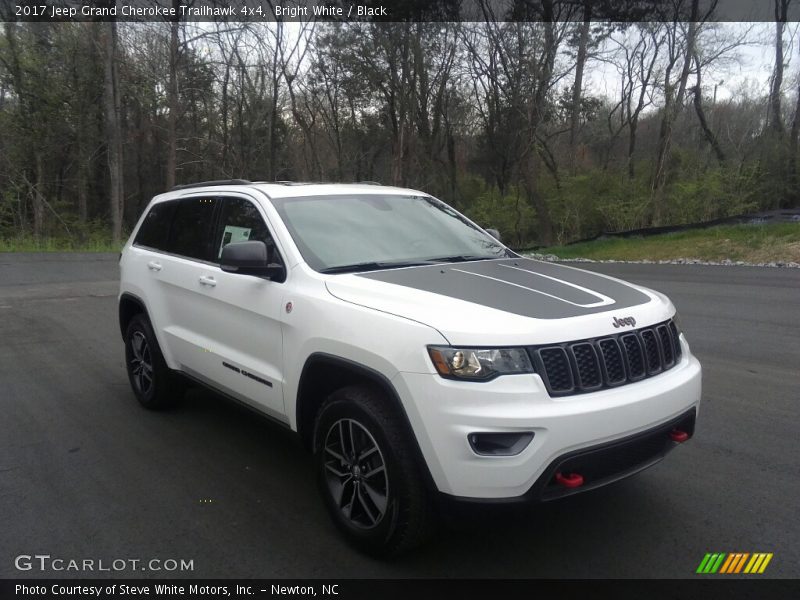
[[528, 319, 683, 396]]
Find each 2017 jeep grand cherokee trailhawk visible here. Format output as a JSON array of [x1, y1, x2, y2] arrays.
[[119, 181, 701, 555]]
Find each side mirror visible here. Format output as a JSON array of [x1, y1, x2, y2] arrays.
[[485, 228, 501, 242], [220, 241, 285, 281]]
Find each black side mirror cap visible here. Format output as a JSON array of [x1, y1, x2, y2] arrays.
[[220, 241, 285, 281]]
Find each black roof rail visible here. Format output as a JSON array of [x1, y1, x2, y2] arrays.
[[273, 181, 333, 186], [253, 180, 384, 187], [172, 179, 251, 191]]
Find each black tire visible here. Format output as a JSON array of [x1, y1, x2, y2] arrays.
[[313, 384, 437, 556], [124, 314, 185, 409]]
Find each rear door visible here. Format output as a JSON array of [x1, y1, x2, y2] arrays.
[[154, 195, 221, 378]]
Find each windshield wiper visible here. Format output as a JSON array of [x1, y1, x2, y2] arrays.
[[320, 254, 509, 274], [425, 255, 495, 264], [319, 260, 435, 274]]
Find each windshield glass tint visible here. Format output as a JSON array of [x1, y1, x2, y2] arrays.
[[271, 194, 508, 271]]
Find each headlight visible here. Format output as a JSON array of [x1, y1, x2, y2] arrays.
[[427, 346, 534, 381]]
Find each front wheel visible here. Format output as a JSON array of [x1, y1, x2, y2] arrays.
[[124, 314, 184, 409], [313, 385, 436, 556]]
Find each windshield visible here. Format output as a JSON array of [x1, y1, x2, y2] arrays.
[[270, 194, 511, 273]]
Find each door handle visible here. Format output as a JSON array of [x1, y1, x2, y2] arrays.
[[147, 261, 162, 272], [199, 275, 217, 287]]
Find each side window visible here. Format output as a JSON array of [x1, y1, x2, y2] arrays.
[[166, 197, 217, 261], [215, 197, 280, 263], [133, 200, 177, 251]]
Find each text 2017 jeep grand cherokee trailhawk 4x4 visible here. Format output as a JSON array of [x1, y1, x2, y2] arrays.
[[119, 181, 701, 555]]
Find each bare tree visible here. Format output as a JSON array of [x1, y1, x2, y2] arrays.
[[2, 18, 799, 249], [788, 77, 800, 199], [463, 1, 572, 245], [279, 21, 319, 179], [651, 0, 704, 224], [692, 51, 726, 164], [769, 0, 791, 134], [568, 0, 592, 172], [101, 21, 124, 243], [604, 23, 664, 177]]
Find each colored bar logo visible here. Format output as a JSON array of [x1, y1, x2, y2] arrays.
[[696, 552, 773, 574]]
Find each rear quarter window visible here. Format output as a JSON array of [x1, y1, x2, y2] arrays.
[[133, 201, 177, 251], [165, 197, 217, 261]]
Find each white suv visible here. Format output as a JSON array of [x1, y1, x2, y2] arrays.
[[119, 181, 701, 555]]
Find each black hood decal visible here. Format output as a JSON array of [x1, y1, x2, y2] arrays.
[[355, 258, 651, 319]]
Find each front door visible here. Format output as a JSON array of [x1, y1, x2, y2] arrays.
[[189, 194, 287, 419]]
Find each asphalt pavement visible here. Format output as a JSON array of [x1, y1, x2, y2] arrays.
[[0, 253, 798, 578]]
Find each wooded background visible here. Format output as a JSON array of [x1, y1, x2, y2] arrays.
[[1, 1, 799, 249]]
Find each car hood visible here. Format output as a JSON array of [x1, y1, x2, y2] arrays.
[[324, 258, 672, 346]]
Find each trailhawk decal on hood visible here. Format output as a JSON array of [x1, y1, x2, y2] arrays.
[[355, 258, 651, 319]]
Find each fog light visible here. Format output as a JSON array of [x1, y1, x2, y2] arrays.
[[468, 432, 534, 456]]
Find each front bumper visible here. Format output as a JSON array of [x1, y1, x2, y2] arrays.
[[499, 406, 695, 504], [393, 342, 702, 499]]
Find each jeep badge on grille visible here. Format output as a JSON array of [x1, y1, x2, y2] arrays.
[[612, 316, 637, 328]]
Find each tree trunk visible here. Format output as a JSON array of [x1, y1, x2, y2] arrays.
[[627, 118, 638, 178], [75, 26, 93, 225], [788, 82, 800, 206], [652, 5, 699, 225], [268, 20, 283, 180], [33, 153, 45, 240], [569, 1, 592, 173], [166, 4, 181, 189], [769, 0, 789, 134], [693, 55, 726, 165], [673, 26, 696, 112], [77, 166, 88, 224], [522, 153, 554, 246], [693, 86, 726, 164], [135, 103, 146, 217], [103, 21, 124, 243], [527, 10, 558, 244], [651, 90, 674, 225], [221, 62, 230, 174], [76, 99, 89, 224]]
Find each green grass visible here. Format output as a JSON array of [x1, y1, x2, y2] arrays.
[[0, 235, 124, 253], [537, 223, 800, 263]]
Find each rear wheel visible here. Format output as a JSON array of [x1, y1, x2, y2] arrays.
[[124, 314, 185, 409], [313, 385, 436, 556]]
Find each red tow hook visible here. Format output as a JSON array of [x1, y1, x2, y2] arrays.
[[555, 472, 584, 488], [670, 429, 690, 443]]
